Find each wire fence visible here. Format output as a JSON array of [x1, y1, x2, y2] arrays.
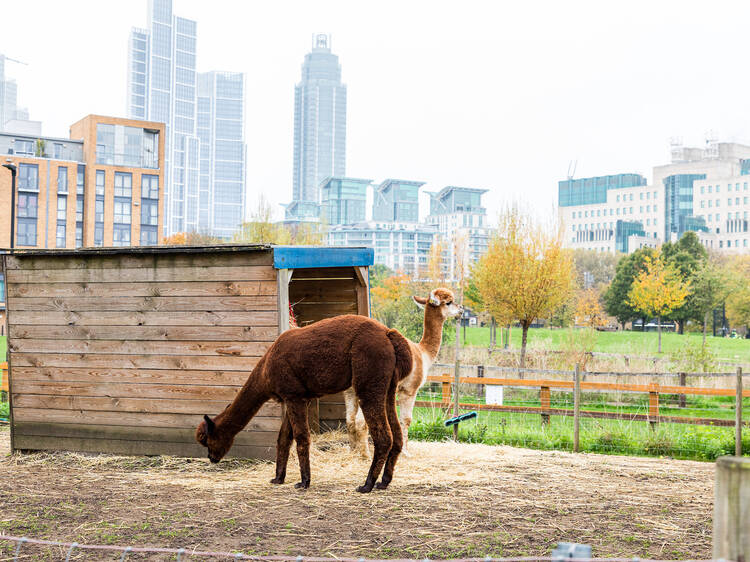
[[0, 535, 712, 562], [411, 363, 747, 461]]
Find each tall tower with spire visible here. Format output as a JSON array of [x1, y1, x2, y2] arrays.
[[287, 34, 347, 221]]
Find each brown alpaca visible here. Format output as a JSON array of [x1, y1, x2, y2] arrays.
[[344, 288, 462, 457], [196, 314, 412, 492]]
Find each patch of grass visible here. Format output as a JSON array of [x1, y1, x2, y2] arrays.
[[459, 326, 750, 363]]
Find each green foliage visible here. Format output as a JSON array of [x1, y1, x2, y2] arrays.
[[603, 246, 655, 326], [669, 341, 718, 373], [661, 231, 709, 329], [572, 249, 620, 288], [368, 264, 393, 288], [548, 297, 575, 328]]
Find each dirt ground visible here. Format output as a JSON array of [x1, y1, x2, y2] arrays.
[[0, 426, 713, 560]]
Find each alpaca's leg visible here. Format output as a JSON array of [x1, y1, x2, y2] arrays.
[[355, 394, 393, 493], [271, 409, 294, 484], [285, 399, 312, 489], [376, 378, 402, 490], [344, 388, 368, 457], [397, 392, 418, 456]]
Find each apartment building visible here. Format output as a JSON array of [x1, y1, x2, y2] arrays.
[[0, 115, 164, 249]]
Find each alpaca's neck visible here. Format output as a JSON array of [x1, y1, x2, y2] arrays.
[[419, 309, 446, 359], [215, 365, 272, 436]]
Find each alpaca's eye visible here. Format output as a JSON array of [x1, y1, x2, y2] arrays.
[[447, 301, 452, 305]]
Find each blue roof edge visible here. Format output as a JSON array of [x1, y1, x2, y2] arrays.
[[272, 246, 374, 269]]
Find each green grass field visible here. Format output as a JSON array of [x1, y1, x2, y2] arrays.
[[458, 326, 750, 362]]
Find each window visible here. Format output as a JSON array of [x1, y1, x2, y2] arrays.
[[717, 199, 721, 207], [640, 193, 643, 200], [18, 163, 38, 191], [113, 225, 131, 247], [709, 200, 713, 207], [57, 195, 67, 221], [709, 185, 713, 193], [96, 170, 105, 195], [17, 193, 38, 246], [76, 164, 85, 195], [701, 186, 705, 194], [141, 199, 158, 226], [57, 166, 68, 194], [114, 200, 131, 224], [95, 199, 104, 222], [14, 139, 33, 155], [56, 224, 66, 248], [114, 172, 132, 197], [729, 198, 733, 206], [717, 185, 721, 193], [54, 143, 63, 159], [701, 201, 705, 208], [141, 174, 159, 199], [616, 195, 620, 202]]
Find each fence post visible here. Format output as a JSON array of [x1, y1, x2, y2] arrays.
[[737, 367, 743, 458], [573, 363, 581, 453], [540, 385, 551, 426], [476, 365, 484, 399], [649, 385, 660, 431], [453, 318, 461, 441], [713, 456, 750, 562], [679, 372, 686, 408], [442, 380, 451, 406]]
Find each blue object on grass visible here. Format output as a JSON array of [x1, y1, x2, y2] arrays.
[[444, 411, 477, 427]]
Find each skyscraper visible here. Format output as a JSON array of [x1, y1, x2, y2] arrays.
[[287, 34, 347, 220], [197, 71, 246, 239], [0, 54, 29, 131], [127, 0, 246, 239]]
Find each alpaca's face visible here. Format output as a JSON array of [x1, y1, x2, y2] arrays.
[[196, 416, 234, 463], [413, 288, 463, 318]]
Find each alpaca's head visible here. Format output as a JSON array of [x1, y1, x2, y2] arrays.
[[196, 414, 234, 463], [413, 288, 463, 319]]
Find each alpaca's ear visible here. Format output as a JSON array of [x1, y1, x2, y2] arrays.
[[413, 296, 427, 309], [203, 414, 215, 436], [429, 290, 441, 306]]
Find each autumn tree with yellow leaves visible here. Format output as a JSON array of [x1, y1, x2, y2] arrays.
[[473, 206, 575, 368], [575, 288, 607, 327], [627, 251, 690, 353]]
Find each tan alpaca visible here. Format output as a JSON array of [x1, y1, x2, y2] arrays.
[[344, 288, 462, 457]]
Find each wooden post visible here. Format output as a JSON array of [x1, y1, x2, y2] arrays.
[[649, 385, 660, 431], [713, 456, 750, 562], [442, 380, 451, 407], [540, 385, 551, 426], [573, 363, 581, 453], [737, 367, 744, 458], [454, 317, 461, 441], [678, 372, 687, 408]]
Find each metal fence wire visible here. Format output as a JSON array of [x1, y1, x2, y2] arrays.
[[0, 535, 712, 562], [411, 364, 747, 461]]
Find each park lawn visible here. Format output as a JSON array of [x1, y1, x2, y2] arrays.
[[0, 336, 5, 362], [459, 326, 750, 362]]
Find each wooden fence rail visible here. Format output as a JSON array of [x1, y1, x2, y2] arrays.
[[425, 373, 748, 429], [0, 362, 7, 394]]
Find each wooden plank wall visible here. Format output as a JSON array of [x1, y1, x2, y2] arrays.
[[288, 266, 367, 430], [5, 250, 281, 460]]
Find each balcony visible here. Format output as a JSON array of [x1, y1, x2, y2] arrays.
[[96, 151, 159, 169]]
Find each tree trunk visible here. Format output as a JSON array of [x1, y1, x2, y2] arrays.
[[657, 315, 662, 353], [678, 320, 685, 335], [703, 311, 709, 348], [519, 321, 529, 376]]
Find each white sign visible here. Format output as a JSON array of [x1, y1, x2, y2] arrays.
[[485, 385, 504, 405]]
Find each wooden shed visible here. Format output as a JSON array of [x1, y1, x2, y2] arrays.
[[2, 244, 373, 460]]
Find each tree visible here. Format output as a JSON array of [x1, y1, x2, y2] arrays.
[[369, 264, 394, 289], [726, 255, 750, 330], [163, 231, 224, 245], [627, 251, 690, 353], [233, 195, 292, 244], [661, 231, 709, 333], [575, 287, 607, 327], [572, 249, 620, 289], [473, 206, 575, 368], [603, 246, 655, 328], [691, 261, 733, 347]]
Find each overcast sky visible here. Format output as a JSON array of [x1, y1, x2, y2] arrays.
[[3, 0, 750, 222]]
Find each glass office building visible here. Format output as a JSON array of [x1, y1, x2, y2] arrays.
[[197, 72, 246, 239], [664, 173, 706, 241], [127, 0, 245, 238], [288, 34, 347, 219], [373, 179, 424, 223], [558, 174, 647, 207], [320, 177, 371, 225]]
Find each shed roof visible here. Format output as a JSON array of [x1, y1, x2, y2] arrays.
[[1, 244, 374, 269]]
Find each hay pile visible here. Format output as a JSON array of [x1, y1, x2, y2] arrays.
[[0, 428, 713, 559]]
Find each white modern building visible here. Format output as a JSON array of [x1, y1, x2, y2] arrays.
[[559, 140, 750, 254], [426, 186, 492, 280], [127, 0, 246, 238]]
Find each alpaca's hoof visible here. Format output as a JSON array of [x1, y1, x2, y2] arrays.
[[270, 477, 285, 485], [375, 481, 389, 490], [356, 484, 373, 493], [294, 481, 310, 489]]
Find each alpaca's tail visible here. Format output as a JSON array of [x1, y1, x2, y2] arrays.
[[386, 329, 413, 381]]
